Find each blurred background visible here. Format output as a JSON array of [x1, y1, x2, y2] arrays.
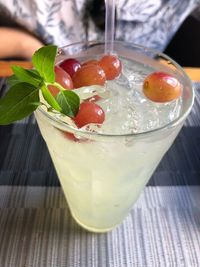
[[0, 11, 200, 67], [165, 15, 200, 67]]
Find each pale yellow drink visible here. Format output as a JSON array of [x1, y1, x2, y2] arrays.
[[35, 42, 194, 232]]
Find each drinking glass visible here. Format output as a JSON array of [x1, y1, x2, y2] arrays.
[[35, 41, 194, 232]]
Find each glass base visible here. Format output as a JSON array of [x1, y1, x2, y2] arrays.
[[71, 211, 119, 233]]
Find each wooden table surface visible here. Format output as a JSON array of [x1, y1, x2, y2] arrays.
[[0, 60, 199, 82]]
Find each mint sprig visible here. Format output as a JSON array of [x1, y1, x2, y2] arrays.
[[0, 45, 80, 125]]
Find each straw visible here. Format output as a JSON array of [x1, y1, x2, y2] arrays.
[[104, 0, 116, 54]]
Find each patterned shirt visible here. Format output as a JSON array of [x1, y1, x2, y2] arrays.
[[0, 0, 200, 51]]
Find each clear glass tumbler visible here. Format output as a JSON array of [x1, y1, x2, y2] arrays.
[[35, 41, 194, 232]]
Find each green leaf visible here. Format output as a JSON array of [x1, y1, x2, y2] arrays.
[[41, 84, 62, 112], [32, 45, 57, 83], [11, 65, 43, 87], [0, 82, 40, 125], [7, 74, 21, 87], [56, 90, 80, 117]]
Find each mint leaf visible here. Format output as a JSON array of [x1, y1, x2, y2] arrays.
[[41, 84, 62, 112], [8, 69, 41, 88], [56, 90, 80, 117], [7, 74, 21, 87], [12, 66, 43, 87], [0, 82, 40, 125], [32, 45, 57, 83]]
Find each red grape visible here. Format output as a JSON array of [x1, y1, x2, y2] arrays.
[[82, 59, 98, 67], [63, 131, 77, 141], [98, 55, 122, 80], [74, 102, 105, 128], [72, 64, 106, 88], [88, 95, 101, 102], [59, 58, 81, 78], [143, 72, 182, 103], [48, 66, 73, 96]]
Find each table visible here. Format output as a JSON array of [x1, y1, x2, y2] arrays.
[[0, 62, 200, 267], [0, 60, 200, 81]]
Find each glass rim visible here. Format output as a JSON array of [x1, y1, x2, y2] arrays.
[[37, 40, 195, 138]]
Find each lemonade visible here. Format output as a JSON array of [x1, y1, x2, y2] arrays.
[[35, 41, 194, 232]]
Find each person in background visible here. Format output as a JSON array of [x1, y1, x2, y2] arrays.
[[0, 0, 199, 59]]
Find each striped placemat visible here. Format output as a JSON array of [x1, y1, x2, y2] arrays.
[[0, 186, 199, 267]]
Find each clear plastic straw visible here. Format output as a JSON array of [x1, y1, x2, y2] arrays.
[[104, 0, 116, 54]]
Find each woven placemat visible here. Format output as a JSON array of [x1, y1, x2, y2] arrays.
[[0, 186, 199, 267]]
